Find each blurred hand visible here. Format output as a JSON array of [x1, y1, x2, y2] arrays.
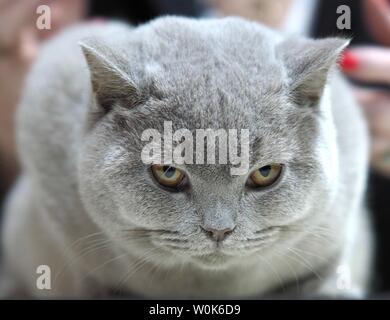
[[341, 0, 390, 177], [0, 0, 85, 187], [207, 0, 292, 27], [0, 0, 42, 161]]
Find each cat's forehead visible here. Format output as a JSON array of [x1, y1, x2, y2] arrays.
[[141, 16, 282, 59], [120, 79, 290, 134], [116, 17, 300, 147], [129, 18, 287, 129], [140, 17, 284, 85]]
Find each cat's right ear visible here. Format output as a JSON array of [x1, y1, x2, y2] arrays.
[[79, 40, 140, 116]]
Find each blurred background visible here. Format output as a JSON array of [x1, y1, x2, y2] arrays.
[[0, 0, 389, 297]]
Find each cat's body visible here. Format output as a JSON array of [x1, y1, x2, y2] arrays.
[[1, 17, 371, 298]]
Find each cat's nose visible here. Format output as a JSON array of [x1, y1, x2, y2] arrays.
[[201, 226, 234, 242]]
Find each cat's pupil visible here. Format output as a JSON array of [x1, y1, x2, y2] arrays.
[[259, 166, 271, 177], [163, 166, 176, 178]]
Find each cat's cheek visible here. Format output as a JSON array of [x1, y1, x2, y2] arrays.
[[254, 188, 313, 225]]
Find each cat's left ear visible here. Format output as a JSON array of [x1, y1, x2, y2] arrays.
[[79, 40, 140, 115], [277, 37, 350, 107]]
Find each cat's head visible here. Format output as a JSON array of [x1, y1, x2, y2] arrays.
[[78, 17, 348, 270]]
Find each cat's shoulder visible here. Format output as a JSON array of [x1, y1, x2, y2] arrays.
[[16, 22, 130, 169]]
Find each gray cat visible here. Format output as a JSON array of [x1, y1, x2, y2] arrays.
[[0, 16, 372, 298]]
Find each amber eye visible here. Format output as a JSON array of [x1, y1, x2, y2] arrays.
[[247, 164, 283, 188], [151, 165, 185, 189]]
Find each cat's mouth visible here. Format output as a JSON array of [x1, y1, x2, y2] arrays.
[[149, 226, 282, 268]]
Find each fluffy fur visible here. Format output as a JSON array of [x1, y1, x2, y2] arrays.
[[1, 16, 372, 298]]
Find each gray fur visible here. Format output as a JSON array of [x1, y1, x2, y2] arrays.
[[1, 16, 372, 298]]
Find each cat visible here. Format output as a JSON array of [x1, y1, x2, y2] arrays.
[[0, 16, 372, 298]]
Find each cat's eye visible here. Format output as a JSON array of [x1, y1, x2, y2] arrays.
[[151, 165, 186, 189], [247, 164, 283, 188]]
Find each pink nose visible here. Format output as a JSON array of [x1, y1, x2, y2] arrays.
[[202, 227, 234, 242]]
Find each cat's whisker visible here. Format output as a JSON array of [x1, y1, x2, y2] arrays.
[[296, 223, 337, 234], [284, 225, 337, 244], [147, 251, 171, 292], [121, 229, 179, 237], [115, 247, 162, 295], [244, 231, 279, 241], [157, 236, 190, 243], [63, 231, 107, 250], [304, 231, 336, 244], [55, 234, 150, 283], [284, 247, 323, 281], [57, 231, 108, 262], [291, 246, 330, 263], [257, 255, 286, 293], [55, 239, 115, 282], [273, 248, 301, 295], [82, 252, 130, 281], [178, 257, 187, 284], [161, 244, 191, 251]]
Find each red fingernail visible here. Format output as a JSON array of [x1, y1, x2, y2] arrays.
[[340, 50, 360, 71]]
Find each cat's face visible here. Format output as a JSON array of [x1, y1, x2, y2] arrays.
[[78, 17, 347, 269]]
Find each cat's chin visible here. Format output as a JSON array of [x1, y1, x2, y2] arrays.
[[159, 244, 264, 270], [189, 252, 241, 270]]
